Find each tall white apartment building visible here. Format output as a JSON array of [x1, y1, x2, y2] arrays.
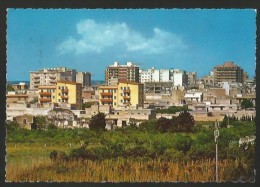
[[139, 68, 188, 86]]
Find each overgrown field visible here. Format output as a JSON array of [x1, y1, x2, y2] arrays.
[[5, 120, 256, 182]]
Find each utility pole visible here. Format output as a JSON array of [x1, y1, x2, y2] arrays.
[[214, 120, 220, 182]]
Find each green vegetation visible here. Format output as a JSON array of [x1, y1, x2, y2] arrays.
[[89, 113, 106, 131], [6, 84, 15, 92], [6, 116, 256, 182], [156, 105, 191, 114], [240, 99, 254, 109]]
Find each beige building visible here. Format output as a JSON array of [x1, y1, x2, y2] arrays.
[[99, 81, 144, 108], [105, 62, 139, 85], [6, 94, 29, 104], [30, 67, 76, 89], [14, 114, 35, 130], [76, 72, 91, 87], [213, 62, 244, 83]]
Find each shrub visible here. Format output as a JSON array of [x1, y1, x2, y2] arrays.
[[89, 113, 106, 131], [155, 117, 173, 133]]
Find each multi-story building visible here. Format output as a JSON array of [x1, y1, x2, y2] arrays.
[[30, 67, 76, 89], [213, 62, 244, 83], [139, 68, 188, 86], [172, 69, 188, 87], [105, 62, 139, 85], [38, 81, 82, 110], [56, 81, 82, 110], [187, 72, 197, 85], [76, 72, 91, 87], [99, 81, 144, 108]]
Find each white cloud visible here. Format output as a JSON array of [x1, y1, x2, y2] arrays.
[[57, 19, 187, 55]]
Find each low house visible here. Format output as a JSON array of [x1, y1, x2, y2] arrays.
[[13, 114, 36, 130]]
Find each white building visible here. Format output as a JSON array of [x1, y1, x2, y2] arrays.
[[139, 68, 188, 86]]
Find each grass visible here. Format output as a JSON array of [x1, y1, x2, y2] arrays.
[[6, 143, 240, 182]]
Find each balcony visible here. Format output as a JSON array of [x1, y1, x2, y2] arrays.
[[123, 89, 130, 93], [100, 98, 113, 102], [123, 96, 131, 100], [49, 79, 56, 83], [49, 75, 56, 79], [39, 98, 52, 102], [61, 89, 68, 93], [100, 92, 113, 96], [33, 76, 40, 79], [39, 92, 52, 96], [61, 95, 68, 99]]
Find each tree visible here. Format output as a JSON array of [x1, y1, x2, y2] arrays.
[[6, 84, 14, 92], [173, 111, 195, 132], [89, 113, 106, 131], [174, 134, 193, 154], [6, 121, 20, 132], [155, 117, 173, 133], [241, 99, 254, 109], [33, 115, 47, 130], [220, 115, 228, 128]]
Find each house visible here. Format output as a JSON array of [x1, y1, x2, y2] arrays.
[[13, 114, 36, 130]]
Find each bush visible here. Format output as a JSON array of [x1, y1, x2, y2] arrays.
[[156, 117, 173, 133], [89, 113, 106, 131], [50, 150, 68, 162], [173, 134, 193, 153], [172, 111, 195, 132]]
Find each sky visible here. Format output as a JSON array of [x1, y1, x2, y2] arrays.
[[7, 9, 256, 81]]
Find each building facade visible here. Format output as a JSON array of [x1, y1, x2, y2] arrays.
[[76, 72, 91, 87], [30, 67, 76, 89], [213, 62, 244, 83], [139, 68, 188, 86], [187, 72, 197, 85], [105, 62, 139, 84], [99, 81, 144, 108], [38, 81, 82, 109]]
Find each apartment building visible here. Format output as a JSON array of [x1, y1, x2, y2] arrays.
[[105, 62, 139, 85], [30, 67, 76, 89], [213, 62, 244, 83], [139, 68, 188, 86], [38, 81, 82, 110], [56, 81, 82, 110], [38, 85, 57, 104], [99, 81, 144, 108], [76, 72, 91, 87], [187, 72, 197, 85]]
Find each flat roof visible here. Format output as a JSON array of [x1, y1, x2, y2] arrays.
[[57, 80, 82, 85]]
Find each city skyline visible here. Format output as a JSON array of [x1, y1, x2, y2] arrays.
[[7, 9, 256, 81]]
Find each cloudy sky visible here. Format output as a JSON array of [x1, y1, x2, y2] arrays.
[[7, 9, 256, 81]]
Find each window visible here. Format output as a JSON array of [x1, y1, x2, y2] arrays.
[[53, 96, 55, 99], [58, 99, 60, 102], [121, 100, 123, 103], [114, 102, 116, 106], [23, 118, 27, 124], [120, 93, 123, 96], [114, 90, 117, 93], [114, 96, 116, 99]]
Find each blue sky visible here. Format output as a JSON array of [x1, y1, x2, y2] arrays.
[[7, 9, 256, 81]]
